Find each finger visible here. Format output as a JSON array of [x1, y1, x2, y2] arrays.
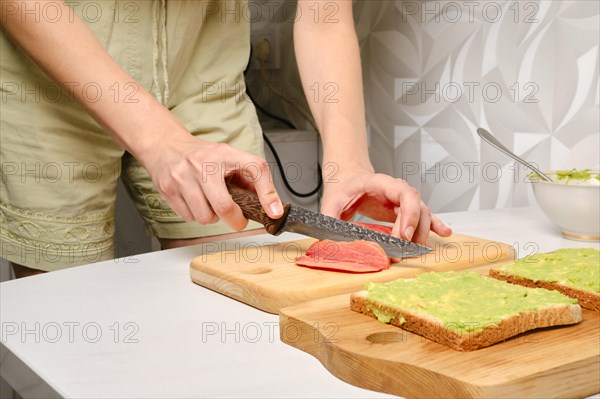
[[181, 186, 218, 225], [412, 203, 432, 244], [320, 203, 341, 218], [431, 214, 452, 237], [155, 178, 197, 222], [320, 193, 346, 219], [201, 174, 248, 231], [243, 156, 284, 219], [166, 164, 218, 224], [389, 179, 421, 241], [391, 211, 403, 238], [166, 193, 196, 223]]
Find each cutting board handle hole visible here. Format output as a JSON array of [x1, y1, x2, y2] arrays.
[[366, 331, 407, 344], [242, 267, 273, 275]]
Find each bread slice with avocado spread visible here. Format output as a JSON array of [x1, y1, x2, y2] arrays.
[[490, 248, 600, 312], [350, 271, 582, 351]]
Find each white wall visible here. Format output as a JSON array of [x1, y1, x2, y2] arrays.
[[357, 0, 599, 211], [250, 0, 600, 212]]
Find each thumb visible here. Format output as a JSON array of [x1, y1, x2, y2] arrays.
[[321, 195, 362, 221], [320, 197, 342, 219], [321, 191, 345, 219]]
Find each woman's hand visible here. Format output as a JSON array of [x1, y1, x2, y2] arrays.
[[140, 134, 284, 231], [320, 167, 452, 244]]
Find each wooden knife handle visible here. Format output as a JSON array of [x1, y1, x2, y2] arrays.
[[226, 182, 290, 235]]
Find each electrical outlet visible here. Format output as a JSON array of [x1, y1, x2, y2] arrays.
[[250, 24, 281, 70]]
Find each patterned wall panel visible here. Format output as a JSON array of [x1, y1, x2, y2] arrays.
[[354, 0, 600, 212]]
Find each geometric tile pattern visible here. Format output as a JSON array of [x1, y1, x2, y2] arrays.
[[354, 0, 600, 211]]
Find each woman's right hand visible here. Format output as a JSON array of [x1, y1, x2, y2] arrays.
[[139, 134, 284, 231]]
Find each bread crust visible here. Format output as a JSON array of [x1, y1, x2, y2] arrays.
[[489, 269, 600, 312], [350, 291, 582, 351]]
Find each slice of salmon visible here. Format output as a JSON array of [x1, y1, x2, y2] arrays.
[[295, 239, 391, 273]]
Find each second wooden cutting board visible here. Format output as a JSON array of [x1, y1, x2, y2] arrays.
[[190, 233, 515, 313], [279, 292, 600, 398]]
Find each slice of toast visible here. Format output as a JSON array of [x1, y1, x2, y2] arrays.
[[489, 248, 600, 312], [350, 272, 582, 351], [489, 270, 600, 312]]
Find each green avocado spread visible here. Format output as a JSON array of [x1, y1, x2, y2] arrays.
[[365, 271, 576, 333], [528, 169, 600, 184], [497, 248, 600, 294], [554, 169, 600, 182]]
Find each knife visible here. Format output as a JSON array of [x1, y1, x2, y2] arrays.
[[226, 182, 431, 258]]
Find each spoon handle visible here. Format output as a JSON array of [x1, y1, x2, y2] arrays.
[[477, 128, 553, 182]]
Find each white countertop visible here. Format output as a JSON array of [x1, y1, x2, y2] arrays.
[[1, 207, 599, 399]]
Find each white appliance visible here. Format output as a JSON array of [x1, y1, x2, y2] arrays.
[[263, 129, 321, 212]]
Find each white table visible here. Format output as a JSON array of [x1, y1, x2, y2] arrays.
[[1, 207, 599, 399]]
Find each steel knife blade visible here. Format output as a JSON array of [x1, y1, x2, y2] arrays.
[[227, 182, 431, 258]]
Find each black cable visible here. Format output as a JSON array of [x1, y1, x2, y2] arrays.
[[263, 128, 323, 198], [247, 86, 323, 198], [244, 43, 322, 198], [248, 88, 296, 130]]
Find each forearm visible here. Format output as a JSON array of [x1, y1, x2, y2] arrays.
[[293, 0, 372, 171], [0, 0, 187, 163]]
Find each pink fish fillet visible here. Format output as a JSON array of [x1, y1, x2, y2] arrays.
[[295, 238, 391, 273]]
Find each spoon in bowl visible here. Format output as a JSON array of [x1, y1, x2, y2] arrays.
[[477, 128, 553, 182]]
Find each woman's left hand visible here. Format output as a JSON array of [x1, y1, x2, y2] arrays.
[[320, 167, 452, 244]]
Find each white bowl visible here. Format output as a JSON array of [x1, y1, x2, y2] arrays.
[[530, 172, 600, 241]]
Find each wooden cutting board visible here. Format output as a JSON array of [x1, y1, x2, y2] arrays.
[[279, 290, 600, 399], [190, 233, 515, 314]]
